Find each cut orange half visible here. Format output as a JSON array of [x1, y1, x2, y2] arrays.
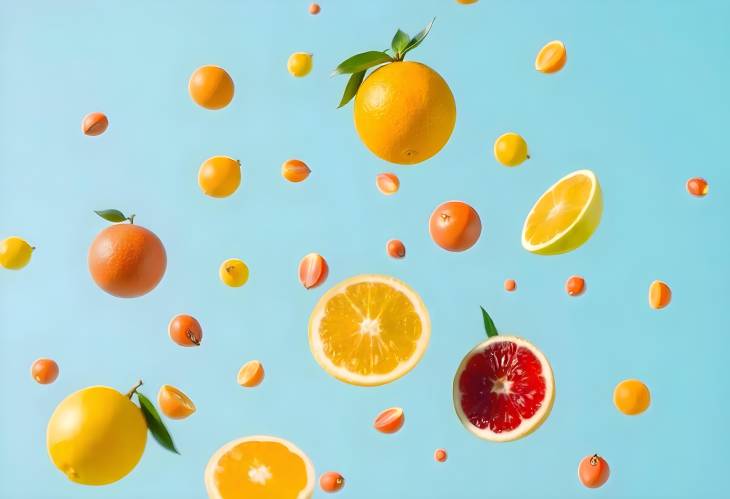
[[521, 169, 603, 255], [535, 40, 567, 74], [204, 435, 314, 499], [308, 275, 430, 386]]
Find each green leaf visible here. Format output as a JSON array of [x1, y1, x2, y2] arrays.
[[332, 51, 393, 75], [337, 70, 366, 108], [391, 29, 410, 55], [402, 18, 435, 56], [94, 209, 127, 223], [480, 306, 498, 338], [137, 392, 180, 454]]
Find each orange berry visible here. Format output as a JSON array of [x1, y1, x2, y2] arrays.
[[373, 407, 404, 434], [298, 253, 329, 289], [31, 358, 59, 384], [188, 65, 234, 110], [578, 454, 610, 488], [565, 275, 585, 296], [649, 280, 671, 309], [376, 173, 400, 195], [686, 177, 708, 197], [237, 360, 265, 388], [434, 448, 448, 462], [309, 3, 321, 15], [386, 239, 406, 259], [157, 384, 196, 420], [281, 159, 311, 183], [429, 201, 482, 252], [504, 279, 516, 292], [168, 314, 203, 346], [319, 471, 344, 493], [81, 112, 108, 136]]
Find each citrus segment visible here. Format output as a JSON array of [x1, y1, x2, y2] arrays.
[[205, 436, 314, 499], [535, 40, 567, 74], [309, 275, 430, 386], [521, 169, 602, 255], [454, 336, 554, 442]]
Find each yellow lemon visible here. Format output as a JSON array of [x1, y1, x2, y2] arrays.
[[0, 236, 34, 270], [220, 258, 249, 287], [354, 61, 456, 165], [494, 132, 529, 167], [287, 52, 313, 77], [47, 386, 147, 485], [198, 156, 241, 198]]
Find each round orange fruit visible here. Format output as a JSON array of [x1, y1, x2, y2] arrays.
[[188, 65, 235, 110], [354, 61, 456, 165], [429, 201, 482, 252]]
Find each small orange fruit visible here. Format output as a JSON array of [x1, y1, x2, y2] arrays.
[[649, 280, 671, 309], [578, 454, 610, 488], [434, 448, 448, 462], [287, 52, 313, 77], [198, 156, 242, 198], [373, 407, 404, 434], [309, 3, 321, 15], [535, 40, 567, 74], [237, 360, 265, 388], [157, 385, 196, 420], [88, 218, 167, 298], [281, 159, 311, 183], [686, 177, 708, 197], [566, 275, 585, 296], [386, 239, 406, 259], [82, 112, 108, 136], [504, 279, 516, 292], [613, 379, 651, 415], [168, 314, 203, 346], [376, 173, 400, 195], [31, 358, 59, 384], [429, 201, 482, 252], [319, 471, 344, 493], [457, 0, 479, 4], [189, 65, 235, 110], [299, 253, 329, 289]]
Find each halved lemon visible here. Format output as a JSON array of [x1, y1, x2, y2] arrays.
[[204, 435, 314, 499], [308, 275, 430, 386], [521, 169, 603, 255]]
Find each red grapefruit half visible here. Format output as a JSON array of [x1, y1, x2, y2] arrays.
[[453, 335, 555, 442]]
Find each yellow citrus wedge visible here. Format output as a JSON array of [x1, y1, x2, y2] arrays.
[[521, 169, 603, 255], [308, 274, 430, 386], [205, 435, 314, 499], [535, 40, 567, 74]]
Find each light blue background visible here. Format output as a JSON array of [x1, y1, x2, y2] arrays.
[[2, 1, 729, 498]]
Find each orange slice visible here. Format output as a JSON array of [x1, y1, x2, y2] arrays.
[[535, 40, 567, 73], [205, 435, 314, 499], [308, 275, 430, 386]]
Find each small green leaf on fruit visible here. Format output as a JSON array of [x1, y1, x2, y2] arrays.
[[481, 306, 498, 338], [94, 209, 127, 223], [338, 70, 366, 108], [403, 18, 435, 55], [137, 392, 180, 454], [332, 51, 393, 75], [391, 29, 410, 55]]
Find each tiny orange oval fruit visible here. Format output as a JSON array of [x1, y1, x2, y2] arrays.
[[168, 314, 203, 347], [157, 384, 196, 420], [282, 159, 311, 183], [319, 471, 344, 493], [649, 280, 671, 309], [566, 275, 585, 296], [198, 156, 242, 198], [504, 279, 516, 292], [376, 173, 400, 195], [298, 253, 328, 289], [613, 379, 651, 415], [82, 112, 109, 136], [686, 177, 708, 197], [386, 239, 406, 259], [31, 358, 59, 384], [189, 65, 235, 110], [535, 40, 567, 74], [429, 201, 482, 252], [578, 454, 610, 488], [373, 407, 404, 434], [434, 448, 448, 462], [237, 360, 265, 388], [309, 3, 321, 15]]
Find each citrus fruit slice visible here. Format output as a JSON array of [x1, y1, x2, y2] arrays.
[[521, 169, 603, 255], [205, 435, 314, 499], [453, 336, 554, 442], [535, 40, 567, 74], [309, 275, 430, 386]]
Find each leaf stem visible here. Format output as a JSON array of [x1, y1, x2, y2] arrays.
[[126, 379, 143, 398], [127, 214, 136, 224]]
